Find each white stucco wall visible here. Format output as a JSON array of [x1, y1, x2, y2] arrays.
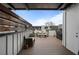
[[64, 4, 79, 54]]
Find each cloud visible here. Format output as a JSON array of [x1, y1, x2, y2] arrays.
[[30, 12, 63, 26], [30, 18, 48, 26], [51, 12, 63, 25]]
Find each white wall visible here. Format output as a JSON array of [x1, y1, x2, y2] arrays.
[[14, 33, 18, 55], [0, 36, 6, 55], [7, 35, 13, 55], [63, 4, 79, 54], [20, 32, 23, 50], [49, 30, 56, 36], [62, 11, 66, 47], [17, 33, 21, 53], [0, 30, 33, 55]]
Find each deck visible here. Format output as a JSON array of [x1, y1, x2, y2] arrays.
[[19, 37, 74, 55]]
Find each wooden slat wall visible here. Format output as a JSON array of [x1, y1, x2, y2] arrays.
[[0, 11, 26, 32], [0, 4, 32, 32]]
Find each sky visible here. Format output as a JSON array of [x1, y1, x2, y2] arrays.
[[12, 10, 63, 26]]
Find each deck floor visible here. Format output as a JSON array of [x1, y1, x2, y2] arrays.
[[19, 37, 74, 55]]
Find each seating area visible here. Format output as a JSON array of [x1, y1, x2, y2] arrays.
[[23, 37, 35, 49]]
